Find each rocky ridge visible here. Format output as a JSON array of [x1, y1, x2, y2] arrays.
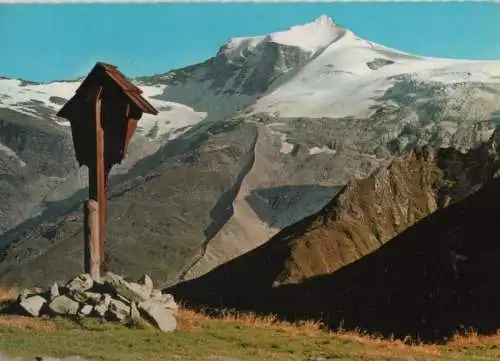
[[168, 130, 500, 317], [1, 16, 500, 289]]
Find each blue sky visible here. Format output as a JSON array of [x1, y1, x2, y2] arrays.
[[0, 2, 499, 82]]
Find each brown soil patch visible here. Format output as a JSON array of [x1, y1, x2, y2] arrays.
[[0, 315, 56, 332]]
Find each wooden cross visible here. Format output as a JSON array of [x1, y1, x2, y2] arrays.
[[56, 62, 158, 282]]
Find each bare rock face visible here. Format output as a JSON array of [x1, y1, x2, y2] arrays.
[[11, 272, 178, 332], [137, 274, 154, 296], [2, 21, 500, 293], [93, 294, 111, 317], [130, 301, 141, 321], [107, 298, 130, 322], [19, 295, 46, 317], [18, 288, 44, 303], [49, 283, 59, 301], [103, 272, 151, 303], [48, 295, 79, 316], [138, 299, 177, 332], [66, 274, 93, 293], [150, 290, 178, 310], [78, 304, 93, 317]]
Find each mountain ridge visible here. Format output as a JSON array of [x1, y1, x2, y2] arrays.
[[0, 15, 500, 289], [167, 137, 500, 340]]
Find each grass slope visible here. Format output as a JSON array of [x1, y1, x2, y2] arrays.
[[0, 289, 499, 361]]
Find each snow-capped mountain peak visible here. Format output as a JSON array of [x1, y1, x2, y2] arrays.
[[265, 15, 342, 52], [222, 15, 344, 62], [2, 15, 500, 289]]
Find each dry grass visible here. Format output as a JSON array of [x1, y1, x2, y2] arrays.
[[0, 288, 18, 301], [333, 331, 440, 355], [449, 329, 500, 346], [0, 315, 56, 332], [174, 304, 500, 357], [0, 288, 57, 332], [175, 305, 323, 336], [1, 289, 499, 361]]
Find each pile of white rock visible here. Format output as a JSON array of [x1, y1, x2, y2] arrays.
[[15, 271, 178, 332]]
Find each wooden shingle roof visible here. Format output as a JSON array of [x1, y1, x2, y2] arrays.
[[57, 61, 158, 119]]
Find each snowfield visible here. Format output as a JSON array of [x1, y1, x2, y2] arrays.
[[0, 79, 206, 141], [1, 15, 500, 285], [245, 17, 500, 118], [1, 15, 499, 147]]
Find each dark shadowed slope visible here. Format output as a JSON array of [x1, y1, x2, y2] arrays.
[[272, 178, 500, 341], [168, 145, 500, 341]]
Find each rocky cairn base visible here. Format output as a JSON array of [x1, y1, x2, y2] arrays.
[[15, 272, 178, 332]]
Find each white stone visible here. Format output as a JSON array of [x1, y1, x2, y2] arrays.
[[19, 295, 46, 317]]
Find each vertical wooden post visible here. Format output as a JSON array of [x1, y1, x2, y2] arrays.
[[85, 86, 105, 281], [95, 91, 106, 264], [84, 199, 100, 281]]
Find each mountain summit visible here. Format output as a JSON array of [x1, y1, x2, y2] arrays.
[[222, 15, 343, 61], [0, 18, 500, 289]]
